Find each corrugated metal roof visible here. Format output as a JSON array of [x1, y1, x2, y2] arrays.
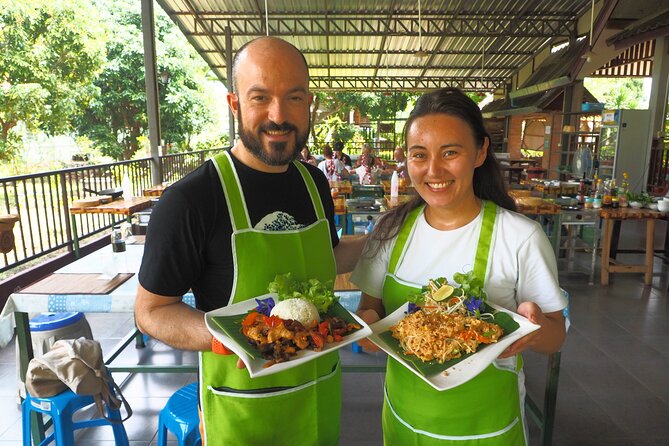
[[156, 0, 594, 92]]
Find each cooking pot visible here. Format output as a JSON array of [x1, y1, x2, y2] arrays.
[[83, 187, 123, 200]]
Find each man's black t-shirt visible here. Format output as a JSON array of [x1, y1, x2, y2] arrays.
[[138, 151, 338, 312]]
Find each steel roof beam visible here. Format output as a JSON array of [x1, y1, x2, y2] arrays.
[[209, 63, 517, 70], [187, 16, 574, 38], [309, 76, 506, 91], [198, 48, 536, 56]]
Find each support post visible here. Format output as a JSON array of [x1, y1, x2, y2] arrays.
[[141, 0, 163, 186]]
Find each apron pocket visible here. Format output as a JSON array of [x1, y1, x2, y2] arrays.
[[202, 364, 341, 446]]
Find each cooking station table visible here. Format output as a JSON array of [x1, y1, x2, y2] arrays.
[[598, 207, 667, 285]]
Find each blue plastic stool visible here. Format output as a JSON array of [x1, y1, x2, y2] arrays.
[[22, 389, 129, 446], [157, 382, 201, 446]]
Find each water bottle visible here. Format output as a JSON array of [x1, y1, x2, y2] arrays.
[[122, 174, 133, 201], [390, 171, 399, 197]]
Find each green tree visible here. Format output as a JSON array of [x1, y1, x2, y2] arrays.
[[76, 0, 212, 160], [0, 0, 105, 161], [583, 78, 646, 109], [310, 91, 416, 148]]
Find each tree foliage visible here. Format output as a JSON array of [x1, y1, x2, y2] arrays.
[[310, 91, 417, 148], [584, 78, 646, 110], [75, 0, 213, 160], [0, 0, 105, 161]]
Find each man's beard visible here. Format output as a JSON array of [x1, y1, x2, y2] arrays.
[[237, 107, 309, 167]]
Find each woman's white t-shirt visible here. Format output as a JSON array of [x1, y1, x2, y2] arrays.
[[350, 205, 567, 314]]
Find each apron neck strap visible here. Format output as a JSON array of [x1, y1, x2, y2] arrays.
[[212, 151, 326, 231], [387, 201, 498, 285], [212, 151, 250, 231], [473, 200, 497, 287]]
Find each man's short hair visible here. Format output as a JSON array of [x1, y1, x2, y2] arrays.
[[334, 141, 344, 152]]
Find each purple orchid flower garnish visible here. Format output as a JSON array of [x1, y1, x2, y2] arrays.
[[465, 297, 483, 314], [255, 297, 275, 316], [407, 302, 421, 314]]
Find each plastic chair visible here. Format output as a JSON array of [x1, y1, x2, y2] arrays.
[[22, 389, 129, 446], [157, 382, 201, 446]]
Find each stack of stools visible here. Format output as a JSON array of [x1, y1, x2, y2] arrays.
[[17, 312, 93, 399], [157, 382, 201, 446]]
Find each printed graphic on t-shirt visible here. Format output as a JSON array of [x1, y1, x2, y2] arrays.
[[255, 211, 305, 231]]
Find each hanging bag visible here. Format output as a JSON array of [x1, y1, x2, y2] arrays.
[[25, 337, 132, 423]]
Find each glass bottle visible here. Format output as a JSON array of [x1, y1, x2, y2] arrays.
[[611, 179, 619, 208], [602, 180, 612, 208], [111, 226, 126, 253], [619, 172, 629, 207]]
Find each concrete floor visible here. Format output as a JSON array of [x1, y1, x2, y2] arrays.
[[1, 245, 668, 445]]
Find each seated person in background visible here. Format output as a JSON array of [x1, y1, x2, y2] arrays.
[[355, 153, 383, 185], [318, 144, 350, 181], [334, 141, 352, 167], [356, 143, 385, 169], [393, 146, 408, 178], [300, 146, 318, 166]]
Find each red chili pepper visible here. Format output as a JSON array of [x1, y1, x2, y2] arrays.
[[318, 321, 330, 337], [333, 334, 343, 342]]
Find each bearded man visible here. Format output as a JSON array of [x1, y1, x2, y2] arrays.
[[135, 37, 366, 446]]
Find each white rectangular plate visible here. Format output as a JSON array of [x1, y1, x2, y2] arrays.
[[368, 302, 540, 391], [205, 293, 373, 378]]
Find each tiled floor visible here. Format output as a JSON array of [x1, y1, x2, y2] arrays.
[[1, 248, 669, 445]]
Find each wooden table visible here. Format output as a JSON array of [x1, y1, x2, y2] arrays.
[[142, 183, 170, 197], [329, 180, 352, 195], [599, 207, 667, 285], [70, 196, 153, 216], [70, 197, 154, 256], [384, 194, 413, 209]]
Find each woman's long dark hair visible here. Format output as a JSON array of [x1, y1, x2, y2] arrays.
[[372, 87, 516, 247]]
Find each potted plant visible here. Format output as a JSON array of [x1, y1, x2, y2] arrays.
[[626, 192, 651, 209]]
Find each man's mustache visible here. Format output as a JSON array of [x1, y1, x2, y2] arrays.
[[259, 122, 297, 133]]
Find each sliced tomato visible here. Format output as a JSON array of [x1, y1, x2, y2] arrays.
[[241, 311, 261, 327], [310, 331, 325, 349], [262, 315, 283, 328]]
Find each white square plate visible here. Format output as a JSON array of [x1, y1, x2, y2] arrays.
[[368, 302, 540, 391], [205, 293, 373, 378]]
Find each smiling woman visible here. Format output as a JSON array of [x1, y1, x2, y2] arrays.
[[350, 87, 568, 445]]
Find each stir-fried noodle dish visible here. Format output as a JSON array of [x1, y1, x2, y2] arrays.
[[390, 275, 504, 364]]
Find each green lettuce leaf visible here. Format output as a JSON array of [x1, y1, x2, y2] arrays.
[[268, 273, 338, 313]]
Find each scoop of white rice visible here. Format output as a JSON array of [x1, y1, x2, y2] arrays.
[[270, 298, 320, 326]]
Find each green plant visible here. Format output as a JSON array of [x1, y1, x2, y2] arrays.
[[626, 191, 651, 205]]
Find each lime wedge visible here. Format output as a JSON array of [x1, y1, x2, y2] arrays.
[[432, 285, 455, 302]]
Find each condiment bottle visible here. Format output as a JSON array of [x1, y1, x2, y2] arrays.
[[111, 227, 126, 253]]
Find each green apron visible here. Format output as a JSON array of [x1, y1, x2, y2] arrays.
[[199, 152, 341, 446], [381, 201, 527, 445]]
